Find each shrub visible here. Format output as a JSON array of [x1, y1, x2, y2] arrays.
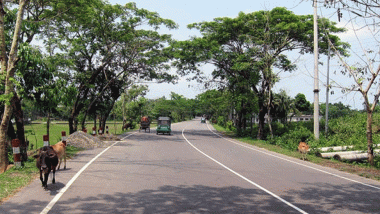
[[270, 123, 314, 150], [226, 120, 235, 131], [217, 116, 226, 127]]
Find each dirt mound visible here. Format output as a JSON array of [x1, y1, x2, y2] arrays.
[[67, 131, 119, 149]]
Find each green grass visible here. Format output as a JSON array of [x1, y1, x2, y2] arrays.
[[211, 123, 380, 180], [24, 121, 130, 149], [0, 145, 82, 204], [1, 121, 86, 204], [1, 120, 134, 204], [0, 158, 39, 203]]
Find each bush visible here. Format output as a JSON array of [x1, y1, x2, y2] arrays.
[[269, 123, 314, 150], [217, 116, 226, 127], [226, 120, 235, 131]]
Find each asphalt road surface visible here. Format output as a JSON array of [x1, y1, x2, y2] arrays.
[[2, 118, 380, 214]]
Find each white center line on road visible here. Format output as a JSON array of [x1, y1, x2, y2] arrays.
[[205, 122, 380, 191], [181, 129, 308, 214], [40, 132, 136, 214]]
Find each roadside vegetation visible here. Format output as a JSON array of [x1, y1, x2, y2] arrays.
[[211, 110, 380, 180], [0, 121, 84, 203], [1, 0, 380, 205]]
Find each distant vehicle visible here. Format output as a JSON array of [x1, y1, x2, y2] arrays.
[[139, 116, 151, 133], [156, 117, 171, 135]]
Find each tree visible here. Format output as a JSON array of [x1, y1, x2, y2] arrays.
[[196, 89, 232, 122], [49, 2, 177, 134], [271, 90, 293, 123], [0, 0, 30, 173], [0, 0, 104, 172], [323, 0, 380, 165], [320, 102, 351, 119], [171, 7, 347, 139], [294, 93, 311, 114]]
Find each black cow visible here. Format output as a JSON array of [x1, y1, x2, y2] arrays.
[[33, 146, 59, 189]]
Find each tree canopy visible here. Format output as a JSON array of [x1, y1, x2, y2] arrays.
[[170, 7, 348, 139]]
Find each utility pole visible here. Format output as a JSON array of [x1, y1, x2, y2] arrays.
[[325, 43, 330, 135], [313, 0, 320, 139]]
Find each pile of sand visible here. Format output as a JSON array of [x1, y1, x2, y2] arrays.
[[66, 131, 120, 149]]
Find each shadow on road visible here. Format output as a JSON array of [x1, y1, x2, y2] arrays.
[[3, 182, 379, 213], [50, 185, 300, 213]]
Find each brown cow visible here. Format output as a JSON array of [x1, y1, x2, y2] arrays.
[[52, 141, 66, 170], [298, 141, 309, 161], [33, 146, 58, 188]]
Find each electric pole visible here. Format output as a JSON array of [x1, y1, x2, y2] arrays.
[[325, 43, 330, 135], [313, 0, 320, 139]]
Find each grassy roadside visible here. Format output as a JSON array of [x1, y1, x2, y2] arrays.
[[0, 120, 138, 204], [0, 145, 83, 204], [211, 124, 380, 181], [0, 158, 39, 204], [25, 121, 129, 149]]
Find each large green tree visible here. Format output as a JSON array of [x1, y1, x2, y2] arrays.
[[0, 0, 97, 172], [171, 7, 348, 139], [48, 2, 178, 134]]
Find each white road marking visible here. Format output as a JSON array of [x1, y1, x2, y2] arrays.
[[181, 129, 308, 214], [205, 122, 380, 190], [40, 132, 135, 214]]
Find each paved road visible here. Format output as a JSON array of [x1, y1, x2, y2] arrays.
[[2, 118, 380, 213]]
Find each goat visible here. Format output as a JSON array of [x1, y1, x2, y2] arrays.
[[298, 141, 309, 161], [33, 146, 58, 189], [51, 141, 66, 170]]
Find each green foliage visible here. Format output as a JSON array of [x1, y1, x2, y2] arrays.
[[294, 93, 311, 114], [196, 89, 232, 122], [171, 7, 348, 139], [269, 122, 315, 150], [226, 120, 235, 131], [326, 112, 372, 149], [320, 102, 352, 119], [217, 116, 226, 127]]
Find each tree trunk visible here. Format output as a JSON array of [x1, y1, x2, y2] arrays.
[[12, 95, 27, 161], [122, 94, 126, 128], [366, 110, 374, 166], [236, 108, 243, 136], [267, 90, 273, 139], [0, 0, 29, 173], [257, 94, 267, 140], [69, 102, 83, 134], [7, 119, 16, 140], [0, 105, 11, 172], [81, 108, 89, 130], [47, 111, 50, 137], [93, 113, 97, 132]]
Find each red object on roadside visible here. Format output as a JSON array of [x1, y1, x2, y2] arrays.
[[61, 131, 67, 146], [11, 139, 21, 168], [43, 135, 49, 146]]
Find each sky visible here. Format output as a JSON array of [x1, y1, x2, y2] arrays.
[[108, 0, 376, 109]]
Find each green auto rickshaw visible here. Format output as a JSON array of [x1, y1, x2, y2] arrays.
[[156, 117, 171, 135]]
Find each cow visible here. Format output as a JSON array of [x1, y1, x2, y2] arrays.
[[33, 146, 58, 189], [298, 141, 309, 161], [51, 141, 66, 170]]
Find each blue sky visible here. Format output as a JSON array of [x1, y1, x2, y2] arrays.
[[108, 0, 372, 109]]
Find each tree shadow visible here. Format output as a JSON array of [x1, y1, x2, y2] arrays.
[[283, 182, 380, 213], [52, 185, 299, 214]]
